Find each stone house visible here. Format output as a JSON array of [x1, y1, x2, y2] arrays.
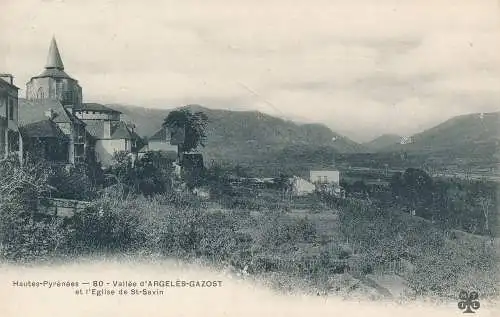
[[19, 100, 90, 164], [69, 102, 144, 167], [0, 74, 23, 162]]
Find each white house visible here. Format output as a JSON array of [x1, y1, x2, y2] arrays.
[[290, 176, 316, 196], [146, 125, 178, 153], [310, 170, 340, 185]]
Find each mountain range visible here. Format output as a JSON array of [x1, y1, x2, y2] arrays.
[[106, 103, 367, 161], [17, 99, 499, 167], [378, 112, 500, 157]]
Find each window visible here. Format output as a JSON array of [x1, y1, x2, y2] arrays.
[[37, 87, 44, 99], [63, 90, 74, 104], [8, 131, 19, 151], [0, 97, 6, 118], [75, 144, 85, 157], [8, 100, 14, 121], [56, 80, 63, 97]]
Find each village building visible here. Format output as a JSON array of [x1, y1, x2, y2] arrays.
[[18, 37, 142, 167], [310, 170, 340, 185], [26, 37, 82, 105], [310, 169, 343, 197], [144, 125, 178, 154], [69, 103, 144, 167], [290, 176, 316, 196], [19, 100, 90, 165], [0, 74, 23, 162]]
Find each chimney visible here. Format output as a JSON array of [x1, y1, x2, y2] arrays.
[[45, 108, 58, 120], [0, 73, 14, 85], [103, 120, 111, 138], [126, 121, 136, 133]]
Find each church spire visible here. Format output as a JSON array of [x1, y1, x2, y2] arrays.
[[45, 36, 64, 70]]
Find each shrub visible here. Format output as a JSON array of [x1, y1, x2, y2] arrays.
[[0, 216, 69, 262], [0, 157, 70, 262], [257, 214, 317, 248], [48, 163, 98, 200]]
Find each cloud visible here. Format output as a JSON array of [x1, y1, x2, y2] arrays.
[[1, 0, 499, 142]]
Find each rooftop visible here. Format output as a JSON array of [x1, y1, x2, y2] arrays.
[[83, 120, 142, 141], [19, 120, 68, 139], [0, 77, 20, 90], [18, 98, 85, 126], [74, 103, 121, 114], [31, 68, 75, 80], [30, 37, 77, 81], [46, 37, 64, 70]]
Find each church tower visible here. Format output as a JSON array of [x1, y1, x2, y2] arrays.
[[26, 37, 82, 105]]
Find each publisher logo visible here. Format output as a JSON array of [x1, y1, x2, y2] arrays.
[[458, 291, 480, 314]]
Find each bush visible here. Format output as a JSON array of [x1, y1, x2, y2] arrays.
[[48, 163, 98, 200], [0, 216, 69, 262], [106, 151, 174, 197], [406, 239, 498, 298], [257, 214, 317, 247], [0, 156, 70, 262]]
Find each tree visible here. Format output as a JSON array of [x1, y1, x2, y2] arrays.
[[274, 173, 291, 191], [477, 196, 494, 235], [162, 108, 209, 154], [106, 150, 174, 196], [391, 168, 434, 217], [390, 171, 404, 200]]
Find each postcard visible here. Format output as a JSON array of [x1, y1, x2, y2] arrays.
[[1, 0, 499, 316]]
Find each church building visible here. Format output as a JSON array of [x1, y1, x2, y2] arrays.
[[19, 37, 142, 167], [26, 37, 82, 105]]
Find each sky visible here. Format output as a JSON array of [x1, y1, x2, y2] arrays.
[[1, 0, 499, 142]]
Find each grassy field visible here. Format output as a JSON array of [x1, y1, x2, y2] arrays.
[[197, 195, 499, 301]]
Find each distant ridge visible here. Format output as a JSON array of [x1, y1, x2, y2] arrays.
[[18, 99, 498, 166], [374, 112, 500, 166], [379, 112, 500, 152], [363, 134, 402, 151], [101, 103, 368, 162]]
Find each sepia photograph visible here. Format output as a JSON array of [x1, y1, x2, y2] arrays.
[[1, 0, 499, 316]]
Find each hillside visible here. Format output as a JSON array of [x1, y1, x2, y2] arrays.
[[17, 99, 500, 169], [376, 112, 500, 164], [362, 134, 401, 151], [107, 103, 368, 162], [17, 99, 367, 163]]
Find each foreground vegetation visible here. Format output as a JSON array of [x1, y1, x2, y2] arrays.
[[1, 154, 498, 302]]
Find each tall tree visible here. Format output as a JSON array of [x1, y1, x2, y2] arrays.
[[162, 107, 209, 155]]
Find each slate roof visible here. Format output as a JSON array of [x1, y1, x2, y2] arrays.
[[80, 118, 144, 144], [45, 37, 65, 70], [31, 68, 75, 80], [19, 120, 68, 139], [149, 126, 169, 141], [74, 103, 121, 114], [18, 98, 84, 126], [111, 121, 134, 140], [149, 125, 184, 144], [84, 120, 105, 138], [0, 77, 20, 90], [30, 37, 75, 80]]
